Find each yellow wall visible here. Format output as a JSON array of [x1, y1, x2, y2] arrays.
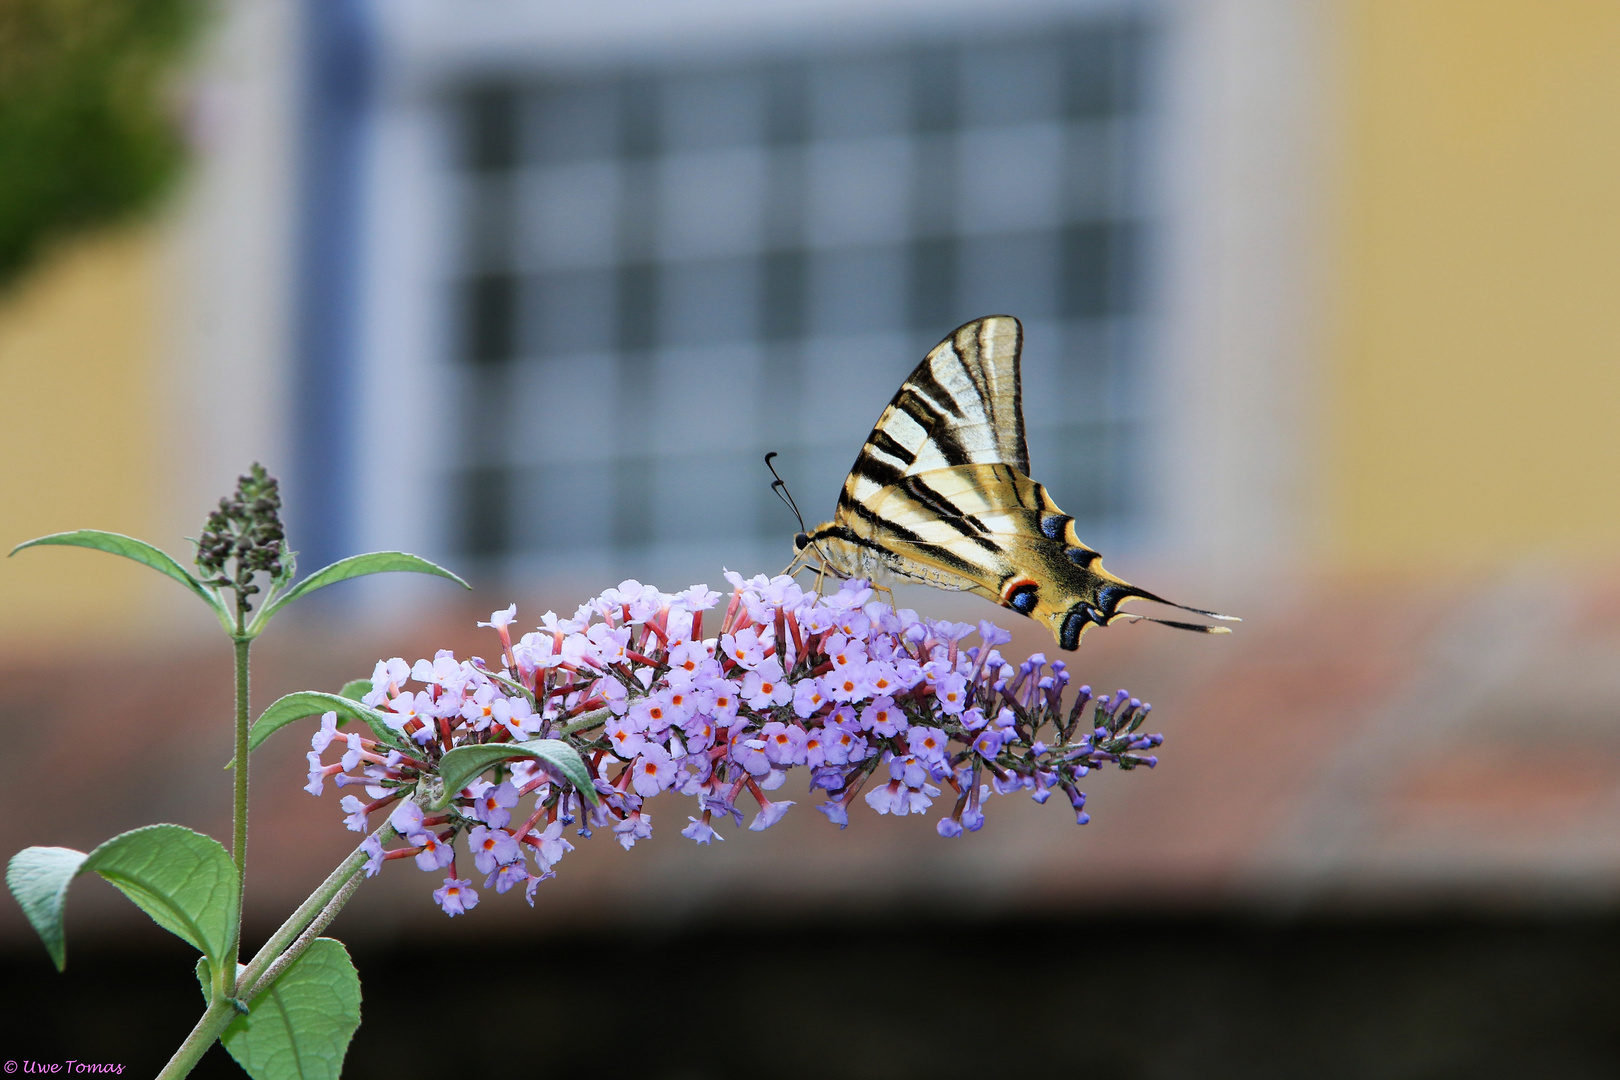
[[1331, 0, 1620, 563], [0, 228, 166, 641]]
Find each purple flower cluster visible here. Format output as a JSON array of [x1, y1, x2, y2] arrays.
[[303, 572, 1164, 916]]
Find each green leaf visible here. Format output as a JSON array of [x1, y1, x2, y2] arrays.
[[480, 667, 534, 703], [8, 825, 239, 972], [7, 846, 88, 971], [198, 938, 362, 1080], [273, 542, 297, 592], [10, 530, 227, 625], [435, 738, 598, 809], [256, 551, 468, 625], [337, 679, 371, 703], [85, 826, 239, 971], [241, 692, 410, 762]]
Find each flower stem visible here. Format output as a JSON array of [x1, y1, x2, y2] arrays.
[[241, 864, 364, 1000], [559, 707, 610, 736], [156, 826, 392, 1079], [229, 631, 250, 993], [156, 997, 238, 1080], [235, 826, 389, 997]]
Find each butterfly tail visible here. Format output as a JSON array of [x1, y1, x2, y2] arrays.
[[1113, 583, 1241, 624], [1101, 586, 1237, 628], [1108, 611, 1235, 634], [1057, 583, 1239, 650]]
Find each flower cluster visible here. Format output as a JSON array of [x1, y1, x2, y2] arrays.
[[195, 461, 284, 608], [303, 572, 1164, 916]]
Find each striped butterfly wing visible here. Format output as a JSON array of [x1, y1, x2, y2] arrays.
[[860, 463, 1219, 649], [813, 315, 1234, 650], [837, 315, 1027, 515]]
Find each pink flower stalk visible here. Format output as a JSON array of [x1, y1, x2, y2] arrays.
[[303, 572, 1166, 915]]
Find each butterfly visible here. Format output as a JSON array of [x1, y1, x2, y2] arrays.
[[783, 315, 1237, 650]]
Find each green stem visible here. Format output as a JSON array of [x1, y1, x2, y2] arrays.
[[157, 997, 238, 1080], [229, 631, 250, 991], [559, 707, 610, 736], [156, 826, 392, 1080], [237, 826, 388, 993], [242, 864, 364, 1000]]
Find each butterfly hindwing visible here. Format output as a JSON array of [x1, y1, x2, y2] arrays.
[[858, 463, 1146, 648]]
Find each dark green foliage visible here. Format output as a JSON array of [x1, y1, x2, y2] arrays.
[[0, 0, 209, 287]]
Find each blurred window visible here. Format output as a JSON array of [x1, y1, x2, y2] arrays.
[[452, 21, 1147, 568]]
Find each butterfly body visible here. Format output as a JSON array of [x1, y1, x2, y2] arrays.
[[790, 315, 1235, 650]]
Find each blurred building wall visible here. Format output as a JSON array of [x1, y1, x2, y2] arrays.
[[0, 228, 167, 639], [0, 0, 1616, 646], [0, 0, 299, 647], [1329, 0, 1620, 565]]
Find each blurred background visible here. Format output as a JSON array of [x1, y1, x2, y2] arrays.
[[2, 0, 1618, 1075]]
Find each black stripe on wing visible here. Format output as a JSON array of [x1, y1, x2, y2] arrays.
[[838, 499, 1001, 577], [866, 427, 916, 467], [942, 316, 1027, 473], [905, 363, 968, 420], [980, 317, 1028, 473], [888, 386, 974, 467], [809, 519, 986, 584]]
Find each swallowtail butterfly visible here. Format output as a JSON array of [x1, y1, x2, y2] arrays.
[[786, 315, 1237, 650]]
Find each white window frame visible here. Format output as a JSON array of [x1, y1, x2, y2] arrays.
[[317, 0, 1333, 611]]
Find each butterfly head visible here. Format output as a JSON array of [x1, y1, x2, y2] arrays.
[[793, 531, 810, 552]]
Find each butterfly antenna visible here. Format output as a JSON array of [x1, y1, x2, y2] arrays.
[[766, 451, 848, 587], [764, 452, 808, 533]]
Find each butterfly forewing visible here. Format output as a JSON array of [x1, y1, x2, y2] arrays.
[[846, 315, 1027, 487]]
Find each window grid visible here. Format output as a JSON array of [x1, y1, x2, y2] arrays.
[[452, 22, 1148, 570]]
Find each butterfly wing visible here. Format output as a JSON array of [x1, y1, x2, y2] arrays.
[[858, 464, 1233, 649], [797, 316, 1023, 579], [838, 315, 1027, 513], [857, 463, 1113, 647], [798, 314, 1235, 648]]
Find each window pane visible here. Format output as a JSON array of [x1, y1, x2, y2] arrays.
[[510, 353, 621, 465], [527, 82, 621, 164], [960, 41, 1063, 126], [809, 58, 910, 138], [522, 269, 616, 359], [661, 71, 766, 151], [658, 258, 760, 347], [956, 123, 1065, 235], [521, 161, 621, 269], [807, 246, 907, 335], [649, 450, 760, 543], [648, 343, 764, 456], [956, 231, 1059, 322], [515, 459, 616, 551], [657, 147, 767, 259], [804, 137, 912, 248]]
